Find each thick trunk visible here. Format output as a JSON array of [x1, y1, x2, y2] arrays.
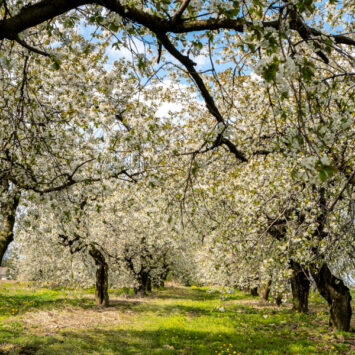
[[152, 280, 160, 288], [260, 279, 272, 301], [134, 285, 146, 296], [250, 287, 258, 296], [134, 272, 150, 296], [89, 245, 109, 307], [146, 277, 152, 292], [153, 279, 165, 288], [141, 272, 150, 293], [311, 263, 352, 331], [95, 262, 109, 306], [158, 269, 169, 288], [290, 260, 310, 313], [306, 188, 352, 330], [243, 277, 259, 296], [0, 180, 20, 264], [275, 295, 283, 306], [0, 227, 14, 264]]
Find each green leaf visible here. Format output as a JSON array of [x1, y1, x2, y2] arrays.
[[52, 59, 61, 70], [191, 162, 199, 176], [246, 43, 256, 52], [301, 65, 314, 82], [262, 58, 279, 82], [193, 41, 203, 50], [281, 91, 289, 101], [299, 58, 315, 83], [318, 170, 327, 182], [138, 57, 146, 70], [317, 162, 337, 182], [108, 23, 119, 32], [323, 165, 337, 177]]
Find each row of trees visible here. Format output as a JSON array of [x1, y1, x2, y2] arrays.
[[12, 182, 194, 303], [0, 0, 354, 331]]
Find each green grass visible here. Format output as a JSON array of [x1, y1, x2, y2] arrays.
[[0, 282, 354, 354]]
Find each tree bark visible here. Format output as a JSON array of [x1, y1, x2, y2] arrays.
[[260, 279, 272, 301], [1, 1, 354, 47], [134, 272, 150, 296], [146, 277, 152, 292], [0, 179, 20, 265], [89, 245, 109, 307], [275, 295, 283, 306], [290, 260, 310, 313], [158, 268, 169, 288], [134, 285, 146, 296], [153, 279, 166, 288], [250, 287, 258, 296], [311, 263, 352, 331]]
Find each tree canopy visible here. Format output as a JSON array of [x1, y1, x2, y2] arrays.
[[0, 0, 354, 331]]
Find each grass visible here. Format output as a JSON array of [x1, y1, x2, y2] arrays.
[[0, 282, 354, 354]]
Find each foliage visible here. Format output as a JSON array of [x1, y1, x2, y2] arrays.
[[0, 0, 354, 332]]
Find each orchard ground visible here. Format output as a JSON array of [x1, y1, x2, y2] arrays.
[[0, 282, 354, 354]]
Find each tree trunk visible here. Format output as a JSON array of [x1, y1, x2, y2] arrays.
[[89, 245, 109, 307], [311, 263, 352, 331], [290, 260, 310, 313], [95, 263, 109, 306], [153, 278, 165, 288], [275, 295, 282, 306], [134, 272, 150, 296], [250, 287, 258, 296], [260, 279, 272, 301], [146, 277, 152, 292], [141, 272, 150, 294], [152, 279, 160, 288], [158, 269, 169, 289], [134, 285, 146, 296], [0, 179, 20, 264]]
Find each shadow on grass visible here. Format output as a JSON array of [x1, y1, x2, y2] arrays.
[[10, 325, 324, 355], [0, 288, 220, 318], [0, 286, 254, 317], [0, 287, 297, 319], [149, 287, 254, 302], [150, 287, 219, 301], [1, 286, 353, 354], [0, 293, 94, 316], [109, 299, 217, 316]]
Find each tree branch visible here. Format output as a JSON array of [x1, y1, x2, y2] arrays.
[[155, 32, 247, 162], [172, 0, 191, 23], [0, 0, 354, 48], [0, 0, 91, 40], [14, 35, 50, 57]]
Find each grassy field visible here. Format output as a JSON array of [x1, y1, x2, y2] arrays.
[[0, 282, 354, 354]]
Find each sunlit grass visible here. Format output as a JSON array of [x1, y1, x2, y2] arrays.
[[0, 282, 354, 354]]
